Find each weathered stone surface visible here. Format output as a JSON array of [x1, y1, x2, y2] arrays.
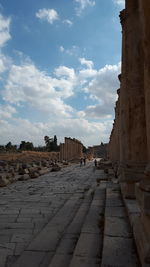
[[73, 233, 101, 258], [0, 174, 9, 187], [101, 236, 139, 267], [48, 254, 71, 267], [105, 216, 131, 238], [69, 256, 100, 267], [11, 251, 47, 267]]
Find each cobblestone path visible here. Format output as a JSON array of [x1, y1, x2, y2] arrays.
[[0, 162, 141, 267]]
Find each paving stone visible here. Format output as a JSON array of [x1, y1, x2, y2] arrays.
[[69, 256, 100, 267], [0, 248, 11, 267], [82, 209, 103, 234], [105, 206, 126, 217], [0, 235, 11, 243], [39, 252, 54, 267], [56, 234, 78, 255], [14, 242, 29, 255], [11, 233, 32, 242], [27, 228, 61, 251], [101, 236, 139, 267], [48, 254, 72, 267], [105, 216, 132, 237], [73, 233, 102, 258], [106, 197, 123, 207], [0, 222, 34, 229], [12, 251, 47, 267]]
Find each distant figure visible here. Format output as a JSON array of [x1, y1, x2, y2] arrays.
[[94, 159, 97, 167], [80, 158, 83, 167], [83, 157, 86, 166]]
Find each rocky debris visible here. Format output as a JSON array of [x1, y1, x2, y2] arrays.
[[51, 164, 61, 172], [0, 173, 9, 186], [0, 158, 63, 187]]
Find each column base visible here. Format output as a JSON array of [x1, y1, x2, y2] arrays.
[[136, 183, 150, 215], [134, 215, 150, 265], [134, 183, 150, 265], [120, 182, 136, 199], [119, 163, 146, 199]]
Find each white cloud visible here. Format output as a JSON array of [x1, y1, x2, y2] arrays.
[[63, 19, 73, 26], [79, 57, 94, 69], [0, 104, 17, 119], [113, 0, 125, 7], [79, 68, 97, 79], [78, 62, 121, 119], [0, 14, 11, 47], [0, 116, 111, 146], [3, 63, 75, 117], [59, 45, 80, 56], [0, 54, 11, 73], [75, 0, 95, 16], [54, 66, 75, 80], [85, 63, 121, 104], [36, 8, 59, 24]]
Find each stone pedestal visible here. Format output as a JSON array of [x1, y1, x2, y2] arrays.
[[119, 162, 146, 199], [134, 182, 150, 265]]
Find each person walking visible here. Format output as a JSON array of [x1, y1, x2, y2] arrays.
[[80, 158, 83, 167], [83, 157, 86, 166], [94, 159, 97, 167]]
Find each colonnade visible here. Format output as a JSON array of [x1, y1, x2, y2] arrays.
[[109, 0, 150, 264], [60, 137, 83, 161]]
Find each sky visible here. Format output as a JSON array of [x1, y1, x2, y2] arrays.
[[0, 0, 125, 147]]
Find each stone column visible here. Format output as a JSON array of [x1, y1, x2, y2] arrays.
[[119, 1, 147, 198], [134, 0, 150, 264]]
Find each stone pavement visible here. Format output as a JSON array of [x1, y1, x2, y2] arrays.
[[0, 162, 141, 267]]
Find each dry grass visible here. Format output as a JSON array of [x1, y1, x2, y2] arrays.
[[0, 151, 60, 162]]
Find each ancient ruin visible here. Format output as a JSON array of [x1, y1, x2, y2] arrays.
[[87, 143, 107, 159], [108, 0, 150, 264], [60, 137, 83, 162]]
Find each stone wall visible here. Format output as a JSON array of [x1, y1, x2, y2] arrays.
[[60, 137, 83, 162], [108, 0, 150, 264], [87, 143, 108, 158]]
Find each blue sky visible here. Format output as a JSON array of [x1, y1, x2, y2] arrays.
[[0, 0, 125, 147]]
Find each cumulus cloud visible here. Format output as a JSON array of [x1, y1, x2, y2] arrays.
[[113, 0, 125, 7], [0, 116, 112, 146], [54, 66, 75, 80], [3, 63, 75, 117], [78, 62, 121, 119], [36, 8, 59, 24], [0, 14, 11, 47], [0, 104, 17, 119], [75, 0, 95, 16], [0, 54, 11, 73], [85, 63, 121, 103], [79, 57, 94, 69]]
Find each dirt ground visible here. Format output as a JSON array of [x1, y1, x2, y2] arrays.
[[0, 151, 60, 162]]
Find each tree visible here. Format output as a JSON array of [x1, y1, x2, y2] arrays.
[[19, 141, 34, 151], [44, 135, 59, 152], [5, 142, 12, 151], [83, 145, 87, 153], [53, 135, 58, 151]]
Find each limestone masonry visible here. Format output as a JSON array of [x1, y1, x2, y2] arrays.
[[60, 137, 83, 162], [108, 0, 150, 265]]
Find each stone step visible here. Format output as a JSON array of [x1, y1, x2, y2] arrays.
[[48, 190, 93, 267], [68, 183, 106, 267], [101, 185, 141, 267]]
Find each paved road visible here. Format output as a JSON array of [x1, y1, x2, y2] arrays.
[[0, 162, 140, 267]]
